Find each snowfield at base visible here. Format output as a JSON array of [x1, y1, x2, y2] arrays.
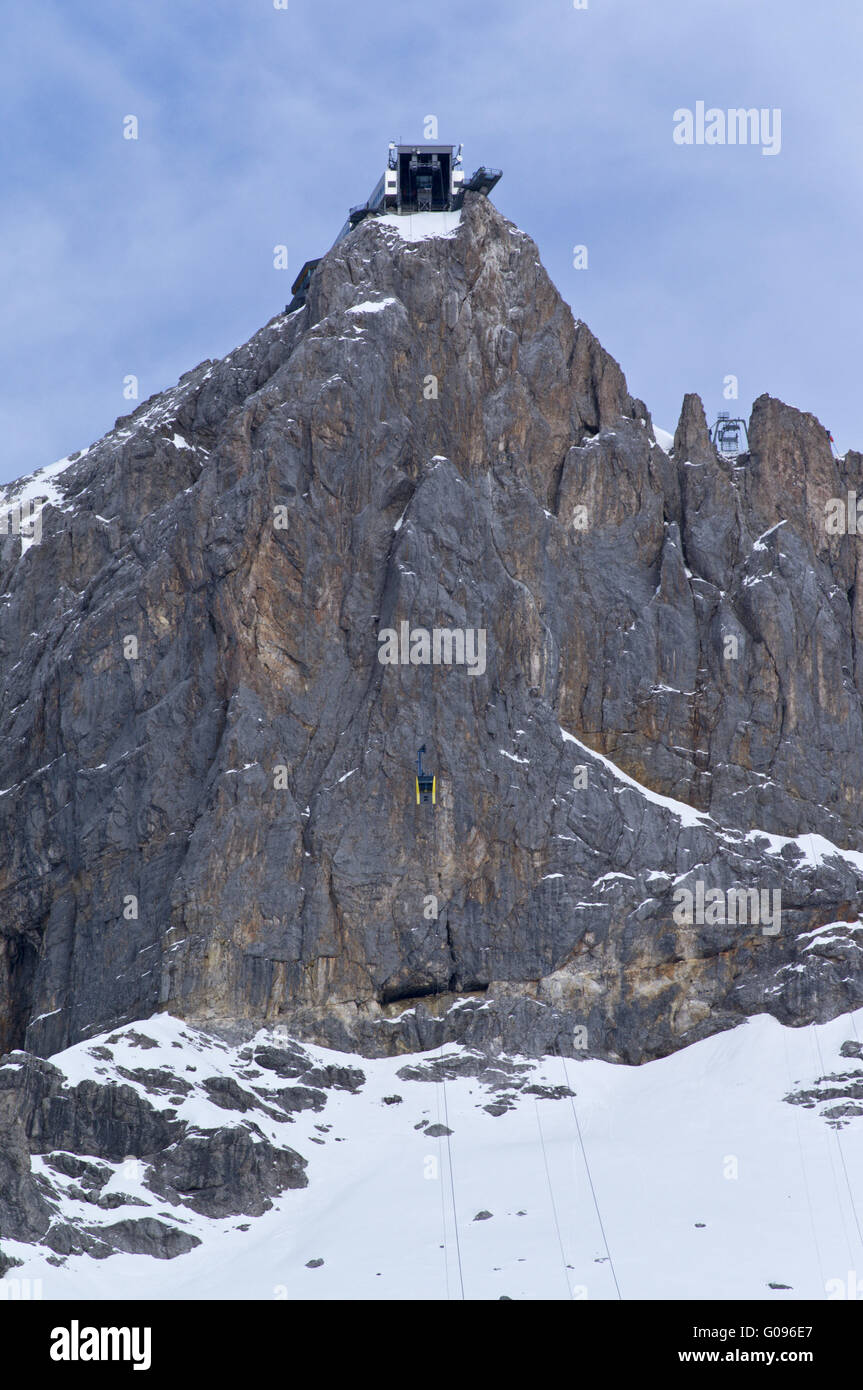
[[4, 1008, 863, 1301], [376, 210, 462, 242]]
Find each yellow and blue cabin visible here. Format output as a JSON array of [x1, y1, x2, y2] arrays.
[[416, 745, 436, 805]]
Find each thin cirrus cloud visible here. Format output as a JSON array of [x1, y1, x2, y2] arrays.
[[1, 0, 861, 484]]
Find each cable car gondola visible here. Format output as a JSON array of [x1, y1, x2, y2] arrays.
[[416, 745, 436, 806]]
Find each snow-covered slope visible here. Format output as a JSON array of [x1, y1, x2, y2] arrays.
[[376, 210, 462, 241], [3, 1009, 863, 1301], [652, 424, 676, 454]]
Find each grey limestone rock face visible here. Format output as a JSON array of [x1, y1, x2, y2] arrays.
[[0, 193, 860, 1068], [83, 1217, 202, 1261], [144, 1125, 307, 1218]]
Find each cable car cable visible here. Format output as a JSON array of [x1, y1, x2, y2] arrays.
[[440, 1058, 465, 1299], [432, 1039, 452, 1301], [781, 1026, 827, 1292], [811, 1022, 863, 1253], [561, 1053, 622, 1299], [534, 1099, 574, 1299]]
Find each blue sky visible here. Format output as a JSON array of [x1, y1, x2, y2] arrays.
[[2, 0, 861, 483]]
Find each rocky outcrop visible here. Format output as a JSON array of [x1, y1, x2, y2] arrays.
[[0, 1109, 53, 1244], [0, 1020, 324, 1264], [0, 1059, 182, 1161], [145, 1126, 306, 1218], [0, 193, 861, 1067]]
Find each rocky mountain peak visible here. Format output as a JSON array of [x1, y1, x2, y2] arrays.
[[1, 191, 861, 1071], [673, 391, 714, 465]]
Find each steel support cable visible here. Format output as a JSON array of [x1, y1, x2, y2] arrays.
[[781, 1026, 827, 1291], [433, 1041, 452, 1301], [561, 1053, 623, 1299], [440, 1060, 465, 1299], [534, 1099, 575, 1299], [811, 1022, 863, 1254]]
